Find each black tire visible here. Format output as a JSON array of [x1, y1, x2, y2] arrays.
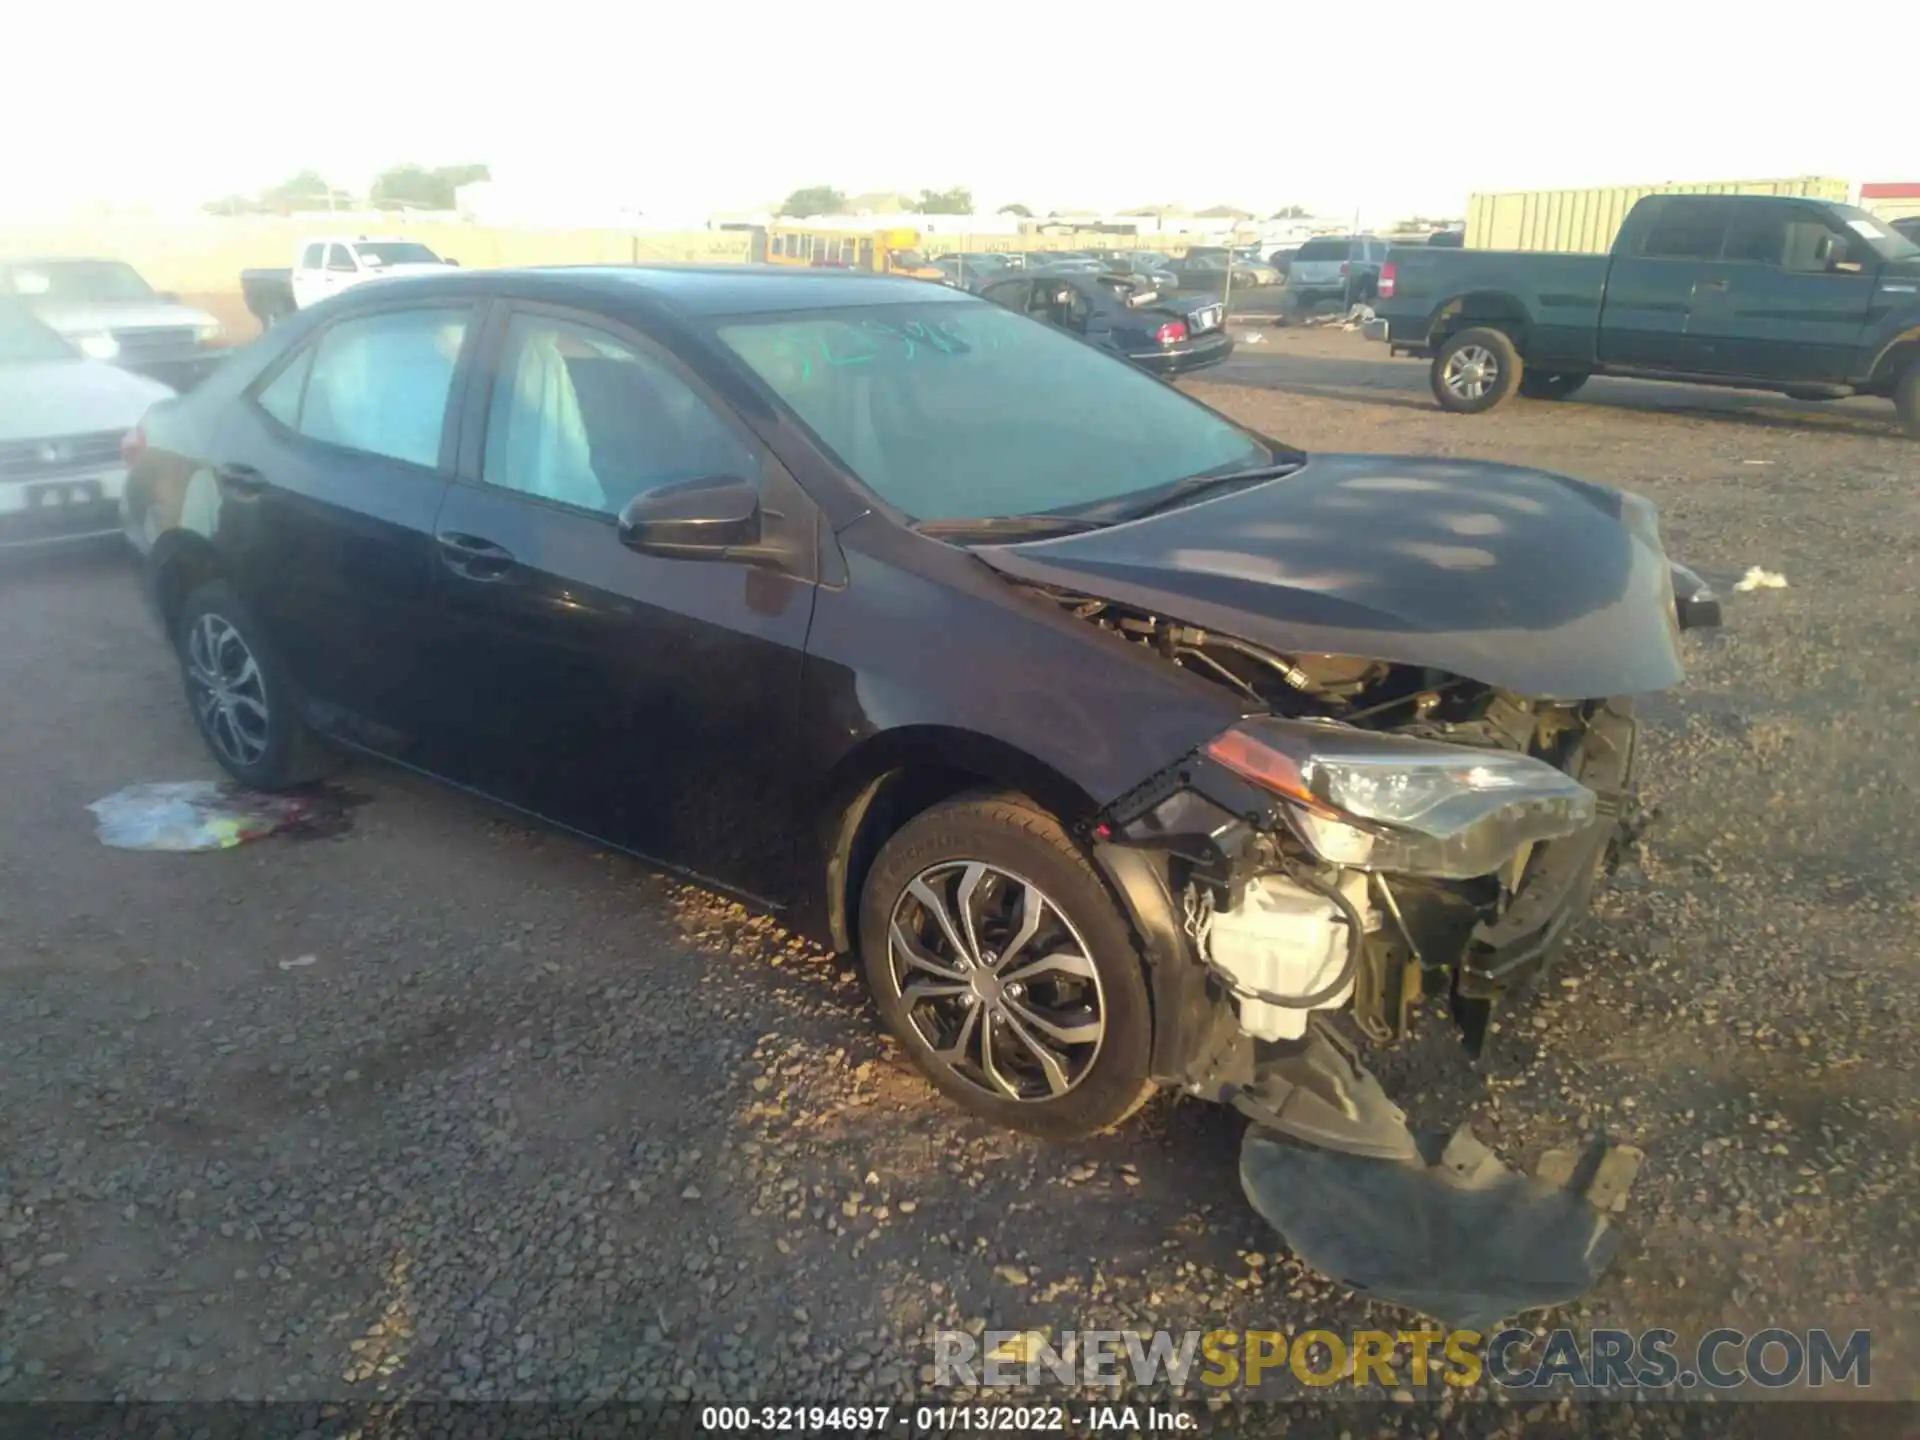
[[1519, 371, 1590, 401], [175, 580, 333, 789], [858, 793, 1156, 1141], [1431, 326, 1524, 413], [1897, 357, 1920, 440]]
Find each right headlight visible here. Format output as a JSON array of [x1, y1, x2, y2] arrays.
[[1203, 717, 1597, 880]]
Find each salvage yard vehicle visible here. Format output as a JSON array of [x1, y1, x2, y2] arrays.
[[979, 270, 1232, 375], [0, 257, 226, 389], [122, 265, 1719, 1162], [1365, 193, 1920, 437], [240, 237, 459, 328], [765, 227, 945, 281], [0, 299, 174, 550], [1286, 235, 1390, 307]]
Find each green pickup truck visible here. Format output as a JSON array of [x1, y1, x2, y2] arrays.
[[1364, 193, 1920, 437]]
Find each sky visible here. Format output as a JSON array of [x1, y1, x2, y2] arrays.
[[5, 0, 1914, 225]]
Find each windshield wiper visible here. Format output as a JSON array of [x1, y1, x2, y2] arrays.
[[912, 514, 1110, 543], [1092, 461, 1306, 524]]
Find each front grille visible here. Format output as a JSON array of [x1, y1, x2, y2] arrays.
[[112, 326, 198, 355], [0, 430, 124, 481]]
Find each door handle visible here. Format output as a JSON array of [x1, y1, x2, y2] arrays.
[[215, 463, 267, 496], [1696, 278, 1729, 292], [436, 531, 516, 580]]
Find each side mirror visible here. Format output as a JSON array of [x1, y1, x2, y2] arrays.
[[617, 474, 762, 558], [443, 257, 460, 267]]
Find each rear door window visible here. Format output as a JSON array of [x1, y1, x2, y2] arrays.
[[300, 244, 324, 269], [1294, 238, 1351, 263], [1639, 200, 1730, 260], [297, 307, 472, 468], [326, 244, 358, 273]]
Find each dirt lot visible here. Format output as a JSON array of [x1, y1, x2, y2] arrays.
[[2, 329, 1915, 1418]]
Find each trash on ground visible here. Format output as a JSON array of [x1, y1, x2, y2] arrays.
[[278, 954, 319, 970], [1296, 302, 1378, 331], [88, 781, 351, 852], [1241, 1124, 1633, 1330], [1732, 567, 1789, 592]]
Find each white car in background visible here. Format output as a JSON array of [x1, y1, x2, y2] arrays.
[[0, 257, 226, 390], [0, 299, 174, 550]]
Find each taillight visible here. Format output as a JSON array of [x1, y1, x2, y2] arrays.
[[1378, 261, 1397, 299], [1339, 261, 1349, 277], [1155, 320, 1189, 345], [120, 424, 147, 468]]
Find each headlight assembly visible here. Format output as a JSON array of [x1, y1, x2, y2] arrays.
[[77, 333, 121, 361], [1204, 717, 1597, 880]]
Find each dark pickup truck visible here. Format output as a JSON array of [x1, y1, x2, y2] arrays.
[[1364, 193, 1920, 437]]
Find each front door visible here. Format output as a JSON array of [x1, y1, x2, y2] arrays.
[[215, 301, 475, 750], [1682, 201, 1880, 383], [423, 304, 818, 901]]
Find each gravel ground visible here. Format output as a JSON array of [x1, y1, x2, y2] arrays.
[[1, 330, 1915, 1422]]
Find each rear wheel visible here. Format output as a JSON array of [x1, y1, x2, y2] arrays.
[[1519, 371, 1590, 401], [175, 581, 333, 789], [857, 794, 1155, 1141], [1432, 326, 1523, 413], [1897, 357, 1920, 439]]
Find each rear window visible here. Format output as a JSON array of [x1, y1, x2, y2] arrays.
[[1294, 238, 1352, 261]]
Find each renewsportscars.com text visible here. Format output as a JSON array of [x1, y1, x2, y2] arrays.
[[934, 1326, 1872, 1392]]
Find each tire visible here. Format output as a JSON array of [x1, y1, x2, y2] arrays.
[[1432, 326, 1524, 413], [175, 580, 333, 789], [1519, 371, 1590, 401], [1897, 357, 1920, 439], [858, 793, 1156, 1141]]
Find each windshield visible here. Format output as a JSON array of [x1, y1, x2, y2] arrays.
[[1827, 205, 1920, 261], [356, 242, 442, 267], [1, 259, 156, 303], [0, 300, 79, 363], [715, 301, 1269, 521]]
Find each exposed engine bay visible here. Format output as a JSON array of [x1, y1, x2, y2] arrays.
[[1023, 581, 1644, 1067]]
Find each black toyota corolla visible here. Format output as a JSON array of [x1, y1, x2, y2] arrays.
[[122, 265, 1719, 1151]]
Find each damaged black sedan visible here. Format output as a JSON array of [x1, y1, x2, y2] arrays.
[[123, 266, 1719, 1152]]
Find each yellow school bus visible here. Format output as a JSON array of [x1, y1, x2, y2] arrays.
[[765, 226, 943, 280]]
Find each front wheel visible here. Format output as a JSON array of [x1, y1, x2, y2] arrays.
[[1897, 357, 1920, 439], [1432, 326, 1523, 413], [1519, 371, 1589, 401], [858, 794, 1155, 1141]]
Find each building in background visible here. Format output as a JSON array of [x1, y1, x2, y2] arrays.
[[1860, 182, 1920, 225]]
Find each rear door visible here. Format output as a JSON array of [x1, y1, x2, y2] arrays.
[[1683, 201, 1881, 382], [213, 300, 476, 749], [422, 302, 818, 900], [1597, 196, 1729, 368]]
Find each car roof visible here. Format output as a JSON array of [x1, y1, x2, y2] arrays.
[[319, 264, 976, 319]]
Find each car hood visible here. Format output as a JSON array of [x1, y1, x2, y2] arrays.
[[32, 300, 218, 334], [0, 359, 176, 442], [973, 453, 1687, 700]]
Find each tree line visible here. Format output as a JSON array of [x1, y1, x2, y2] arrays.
[[204, 164, 492, 216]]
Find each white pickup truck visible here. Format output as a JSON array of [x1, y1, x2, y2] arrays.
[[239, 236, 459, 326]]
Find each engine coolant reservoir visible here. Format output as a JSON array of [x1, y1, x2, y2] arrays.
[[1204, 872, 1378, 1041]]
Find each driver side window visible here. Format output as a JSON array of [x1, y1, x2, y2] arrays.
[[480, 313, 758, 518]]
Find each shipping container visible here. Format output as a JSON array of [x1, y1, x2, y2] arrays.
[[1464, 177, 1854, 253]]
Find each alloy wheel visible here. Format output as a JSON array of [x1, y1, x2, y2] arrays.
[[185, 613, 270, 769], [885, 861, 1106, 1102], [1443, 344, 1501, 400]]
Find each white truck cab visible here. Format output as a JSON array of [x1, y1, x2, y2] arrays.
[[289, 236, 458, 309]]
